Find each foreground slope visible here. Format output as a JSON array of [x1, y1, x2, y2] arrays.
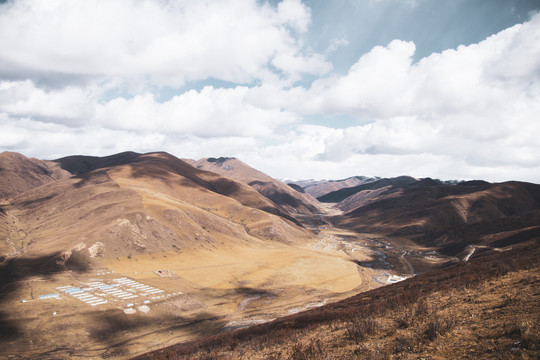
[[193, 157, 321, 216], [135, 240, 540, 360]]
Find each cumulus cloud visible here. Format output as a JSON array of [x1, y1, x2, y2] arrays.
[[244, 12, 540, 180], [0, 0, 329, 87], [278, 15, 540, 122], [1, 1, 539, 183], [0, 81, 299, 137], [0, 80, 96, 125], [95, 86, 299, 137]]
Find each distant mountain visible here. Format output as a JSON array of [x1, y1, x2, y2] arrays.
[[0, 152, 311, 265], [193, 157, 321, 216], [287, 176, 379, 198], [317, 175, 418, 203], [334, 179, 540, 256]]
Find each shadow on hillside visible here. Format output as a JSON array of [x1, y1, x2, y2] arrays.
[[128, 161, 304, 227], [352, 257, 393, 271], [87, 309, 229, 358], [18, 193, 58, 207], [82, 285, 274, 358], [133, 241, 540, 360], [0, 252, 90, 344], [72, 170, 113, 189], [128, 164, 201, 190], [492, 227, 540, 248]]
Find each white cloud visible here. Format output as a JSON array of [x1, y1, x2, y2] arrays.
[[0, 80, 95, 125], [0, 0, 329, 87], [244, 12, 540, 180], [0, 81, 299, 138], [277, 0, 311, 33], [0, 112, 260, 161], [325, 38, 349, 54], [1, 2, 539, 183], [269, 13, 540, 122], [95, 86, 299, 137]]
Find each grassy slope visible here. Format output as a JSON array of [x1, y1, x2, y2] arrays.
[[136, 240, 540, 360]]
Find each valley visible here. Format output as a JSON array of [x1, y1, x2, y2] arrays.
[[1, 151, 538, 359], [0, 206, 437, 359]]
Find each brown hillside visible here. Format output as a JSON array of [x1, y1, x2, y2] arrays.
[[335, 180, 540, 256], [1, 152, 312, 263], [193, 157, 321, 216], [0, 152, 71, 200], [54, 151, 142, 176]]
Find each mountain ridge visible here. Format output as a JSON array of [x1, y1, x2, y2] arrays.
[[193, 157, 321, 216], [1, 150, 539, 360]]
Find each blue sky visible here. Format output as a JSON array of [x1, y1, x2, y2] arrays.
[[1, 0, 539, 182]]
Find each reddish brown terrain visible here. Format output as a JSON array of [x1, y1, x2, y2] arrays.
[[1, 151, 310, 259], [0, 151, 71, 200], [136, 240, 540, 360], [327, 178, 540, 257], [0, 151, 382, 359], [1, 151, 539, 359]]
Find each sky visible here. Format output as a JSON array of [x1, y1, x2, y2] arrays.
[[1, 0, 540, 182]]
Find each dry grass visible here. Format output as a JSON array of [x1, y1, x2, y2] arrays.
[[138, 242, 540, 360]]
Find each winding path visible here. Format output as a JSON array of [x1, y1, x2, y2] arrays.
[[400, 251, 415, 276]]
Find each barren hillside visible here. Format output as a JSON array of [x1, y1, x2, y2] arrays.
[[0, 152, 381, 359], [193, 157, 321, 216], [0, 151, 71, 200], [332, 179, 540, 256], [2, 152, 539, 360], [1, 152, 315, 262], [287, 176, 379, 198]]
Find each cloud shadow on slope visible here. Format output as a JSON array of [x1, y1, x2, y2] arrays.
[[0, 252, 91, 345]]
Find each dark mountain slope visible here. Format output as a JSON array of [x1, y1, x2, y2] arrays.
[[336, 180, 540, 255], [55, 152, 299, 223], [54, 151, 142, 175], [289, 176, 379, 198], [318, 176, 417, 203]]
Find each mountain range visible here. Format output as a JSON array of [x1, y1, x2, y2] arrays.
[[0, 150, 538, 359]]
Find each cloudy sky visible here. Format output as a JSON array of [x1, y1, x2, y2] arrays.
[[1, 0, 539, 182]]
